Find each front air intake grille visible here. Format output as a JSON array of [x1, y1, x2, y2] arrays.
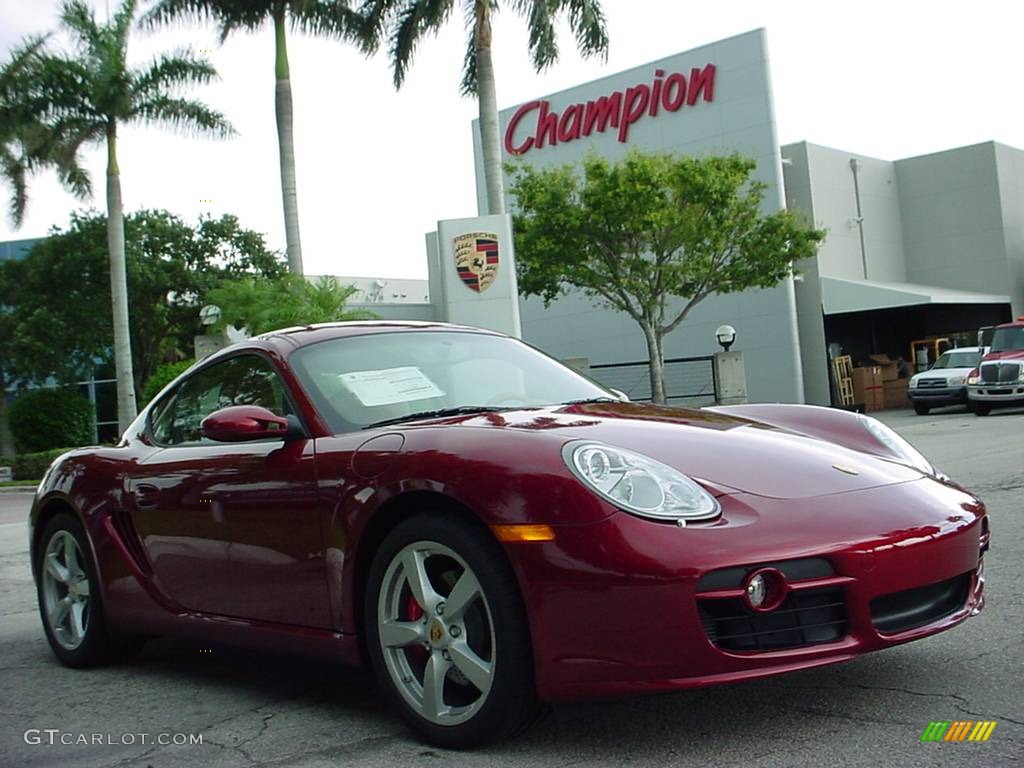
[[870, 573, 971, 634], [980, 363, 999, 383], [699, 586, 848, 652]]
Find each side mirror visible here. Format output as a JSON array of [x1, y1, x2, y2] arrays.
[[201, 405, 304, 442], [609, 388, 630, 402]]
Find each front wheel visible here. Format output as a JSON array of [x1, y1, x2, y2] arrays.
[[35, 513, 143, 667], [972, 403, 991, 416], [365, 513, 541, 748], [913, 402, 930, 415]]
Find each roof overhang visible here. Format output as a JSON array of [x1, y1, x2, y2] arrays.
[[821, 277, 1011, 315]]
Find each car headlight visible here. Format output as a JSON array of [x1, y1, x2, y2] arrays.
[[856, 414, 935, 475], [967, 368, 980, 386], [908, 377, 919, 389], [947, 376, 965, 386], [562, 441, 720, 524]]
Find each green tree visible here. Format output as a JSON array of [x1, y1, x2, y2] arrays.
[[1, 209, 283, 397], [207, 273, 377, 335], [508, 151, 825, 404], [0, 35, 91, 226], [144, 0, 366, 275], [29, 0, 233, 433], [363, 0, 608, 215]]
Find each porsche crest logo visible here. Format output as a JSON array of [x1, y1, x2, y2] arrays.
[[453, 231, 499, 293]]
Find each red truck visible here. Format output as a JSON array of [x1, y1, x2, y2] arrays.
[[968, 317, 1024, 415]]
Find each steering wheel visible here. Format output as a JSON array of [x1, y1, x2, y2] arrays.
[[486, 392, 529, 407]]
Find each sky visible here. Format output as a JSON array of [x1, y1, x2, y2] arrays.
[[1, 0, 1023, 280]]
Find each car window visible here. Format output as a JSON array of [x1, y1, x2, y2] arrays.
[[289, 330, 614, 432], [151, 354, 293, 446], [990, 326, 1024, 353]]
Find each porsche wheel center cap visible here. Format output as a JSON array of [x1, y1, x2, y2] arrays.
[[429, 620, 445, 646]]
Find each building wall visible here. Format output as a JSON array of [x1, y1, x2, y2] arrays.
[[994, 143, 1024, 316], [474, 29, 811, 404], [896, 143, 1013, 308]]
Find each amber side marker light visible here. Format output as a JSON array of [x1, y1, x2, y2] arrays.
[[491, 524, 556, 542]]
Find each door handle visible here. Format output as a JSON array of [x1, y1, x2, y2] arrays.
[[133, 483, 161, 510]]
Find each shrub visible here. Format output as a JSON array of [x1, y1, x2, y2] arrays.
[[142, 359, 195, 405], [11, 448, 76, 480], [7, 388, 95, 453]]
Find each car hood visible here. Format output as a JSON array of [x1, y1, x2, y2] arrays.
[[983, 349, 1024, 362], [444, 402, 922, 500], [911, 366, 974, 383]]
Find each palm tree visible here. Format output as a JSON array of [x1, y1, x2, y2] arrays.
[[363, 0, 608, 215], [34, 0, 233, 432], [144, 1, 367, 275], [0, 35, 91, 226]]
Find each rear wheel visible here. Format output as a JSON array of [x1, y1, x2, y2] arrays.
[[36, 513, 143, 667], [972, 403, 991, 416], [365, 513, 541, 748], [913, 403, 930, 415]]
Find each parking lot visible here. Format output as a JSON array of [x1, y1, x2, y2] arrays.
[[0, 406, 1021, 767]]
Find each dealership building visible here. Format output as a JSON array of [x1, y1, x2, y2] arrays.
[[465, 28, 1022, 405]]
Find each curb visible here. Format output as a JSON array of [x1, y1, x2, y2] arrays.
[[0, 486, 36, 494]]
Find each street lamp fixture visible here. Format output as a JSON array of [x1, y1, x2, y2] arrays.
[[715, 325, 736, 352]]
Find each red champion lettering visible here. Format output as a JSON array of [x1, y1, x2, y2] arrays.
[[503, 64, 716, 156]]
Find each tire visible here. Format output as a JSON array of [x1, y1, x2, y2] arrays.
[[35, 513, 143, 667], [972, 403, 991, 416], [364, 512, 542, 749], [913, 403, 930, 415]]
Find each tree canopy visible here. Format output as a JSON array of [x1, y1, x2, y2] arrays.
[[508, 151, 825, 403], [206, 273, 377, 336], [0, 209, 284, 395]]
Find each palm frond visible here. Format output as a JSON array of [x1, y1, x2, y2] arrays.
[[0, 146, 29, 226], [131, 51, 219, 99], [133, 95, 235, 138], [519, 0, 559, 72], [389, 0, 452, 88], [295, 1, 373, 49], [562, 0, 608, 59], [459, 28, 477, 96]]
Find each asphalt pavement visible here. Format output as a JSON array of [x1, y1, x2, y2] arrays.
[[0, 406, 1021, 767]]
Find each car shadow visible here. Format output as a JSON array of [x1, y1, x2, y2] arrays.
[[82, 635, 951, 761]]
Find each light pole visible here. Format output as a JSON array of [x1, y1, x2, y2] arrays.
[[712, 324, 747, 405]]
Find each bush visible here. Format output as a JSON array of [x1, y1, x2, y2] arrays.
[[12, 448, 76, 480], [7, 388, 95, 453], [142, 359, 195, 405]]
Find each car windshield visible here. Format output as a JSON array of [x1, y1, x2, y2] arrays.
[[931, 350, 983, 369], [289, 330, 615, 431], [990, 325, 1024, 353]]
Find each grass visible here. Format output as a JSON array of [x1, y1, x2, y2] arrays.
[[0, 480, 38, 488]]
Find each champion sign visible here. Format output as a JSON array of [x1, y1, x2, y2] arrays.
[[504, 64, 717, 156]]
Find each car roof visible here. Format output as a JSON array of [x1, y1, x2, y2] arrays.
[[940, 346, 984, 354], [218, 321, 506, 359]]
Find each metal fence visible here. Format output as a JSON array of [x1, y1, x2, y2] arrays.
[[589, 356, 717, 406]]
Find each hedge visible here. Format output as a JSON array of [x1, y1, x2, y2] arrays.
[[7, 387, 94, 453], [142, 359, 195, 405], [0, 447, 77, 481]]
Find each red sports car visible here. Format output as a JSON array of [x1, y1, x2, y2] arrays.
[[30, 322, 988, 748]]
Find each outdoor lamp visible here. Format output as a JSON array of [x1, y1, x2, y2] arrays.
[[715, 325, 736, 351]]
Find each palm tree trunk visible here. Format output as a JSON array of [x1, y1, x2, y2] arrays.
[[474, 0, 505, 215], [274, 12, 304, 274], [105, 123, 138, 433]]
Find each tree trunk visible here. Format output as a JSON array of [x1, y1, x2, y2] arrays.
[[474, 1, 505, 215], [274, 13, 304, 274], [641, 323, 667, 404], [105, 123, 138, 434]]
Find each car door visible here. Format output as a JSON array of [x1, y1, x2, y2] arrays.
[[127, 353, 330, 628]]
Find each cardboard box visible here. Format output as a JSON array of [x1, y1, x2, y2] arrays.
[[852, 366, 884, 411], [867, 354, 900, 382], [882, 379, 909, 409]]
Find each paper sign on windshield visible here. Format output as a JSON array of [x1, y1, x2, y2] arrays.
[[339, 367, 445, 407]]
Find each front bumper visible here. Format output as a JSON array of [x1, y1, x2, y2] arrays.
[[908, 385, 966, 404], [510, 478, 986, 701], [968, 384, 1024, 403]]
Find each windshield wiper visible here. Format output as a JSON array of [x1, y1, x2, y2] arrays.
[[561, 397, 621, 405], [362, 405, 511, 430]]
